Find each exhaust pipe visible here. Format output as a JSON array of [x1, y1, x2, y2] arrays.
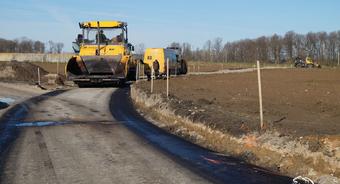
[[97, 21, 100, 56]]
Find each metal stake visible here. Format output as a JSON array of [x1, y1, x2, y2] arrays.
[[97, 21, 100, 56]]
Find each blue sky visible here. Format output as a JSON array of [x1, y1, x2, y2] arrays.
[[0, 0, 339, 52]]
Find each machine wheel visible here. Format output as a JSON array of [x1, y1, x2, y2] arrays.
[[307, 64, 314, 68], [76, 82, 90, 88], [118, 79, 126, 87], [294, 63, 301, 68], [180, 60, 188, 74], [127, 70, 136, 81]]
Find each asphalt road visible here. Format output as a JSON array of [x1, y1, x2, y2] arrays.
[[0, 87, 292, 184]]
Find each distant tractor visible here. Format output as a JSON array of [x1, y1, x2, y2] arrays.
[[66, 21, 136, 87], [143, 48, 187, 79], [294, 56, 321, 68]]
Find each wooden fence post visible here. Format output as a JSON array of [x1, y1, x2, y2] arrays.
[[257, 60, 264, 129]]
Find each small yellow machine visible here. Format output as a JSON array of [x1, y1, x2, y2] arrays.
[[66, 21, 136, 87], [305, 56, 314, 65], [294, 56, 321, 68], [143, 47, 187, 77]]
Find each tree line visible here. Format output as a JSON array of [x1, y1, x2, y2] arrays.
[[0, 37, 64, 54], [171, 30, 340, 65]]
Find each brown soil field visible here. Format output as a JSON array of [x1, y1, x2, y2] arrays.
[[136, 68, 340, 137], [134, 68, 340, 182]]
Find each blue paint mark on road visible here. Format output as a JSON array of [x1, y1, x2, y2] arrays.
[[15, 121, 68, 127], [0, 98, 16, 104]]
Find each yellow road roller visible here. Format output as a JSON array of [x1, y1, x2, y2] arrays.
[[143, 47, 187, 78], [66, 21, 136, 87]]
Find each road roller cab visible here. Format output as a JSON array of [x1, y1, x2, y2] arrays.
[[66, 21, 136, 87]]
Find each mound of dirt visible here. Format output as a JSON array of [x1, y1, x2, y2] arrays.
[[0, 61, 48, 84]]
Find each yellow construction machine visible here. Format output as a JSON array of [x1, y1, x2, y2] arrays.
[[143, 47, 187, 80], [294, 56, 321, 68], [66, 21, 136, 87]]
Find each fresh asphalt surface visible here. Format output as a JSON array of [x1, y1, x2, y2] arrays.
[[0, 86, 292, 184]]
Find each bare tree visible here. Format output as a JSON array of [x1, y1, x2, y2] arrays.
[[0, 37, 45, 53], [169, 42, 181, 48], [0, 38, 16, 52], [48, 40, 55, 53], [284, 31, 295, 61], [293, 34, 306, 57], [169, 30, 340, 65], [34, 41, 45, 53], [222, 42, 230, 62], [212, 37, 223, 62], [317, 32, 327, 63], [256, 36, 268, 62], [305, 32, 317, 57], [203, 40, 212, 62], [328, 32, 338, 61], [14, 37, 33, 53], [56, 42, 64, 53], [269, 34, 282, 63]]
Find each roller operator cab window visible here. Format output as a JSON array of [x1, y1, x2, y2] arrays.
[[81, 28, 126, 45]]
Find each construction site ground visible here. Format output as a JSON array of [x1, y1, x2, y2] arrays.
[[137, 68, 340, 137], [134, 68, 340, 182], [1, 61, 339, 183]]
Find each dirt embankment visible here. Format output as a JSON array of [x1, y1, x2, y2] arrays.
[[132, 68, 340, 184], [0, 61, 48, 83], [0, 61, 65, 86], [31, 61, 66, 75]]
